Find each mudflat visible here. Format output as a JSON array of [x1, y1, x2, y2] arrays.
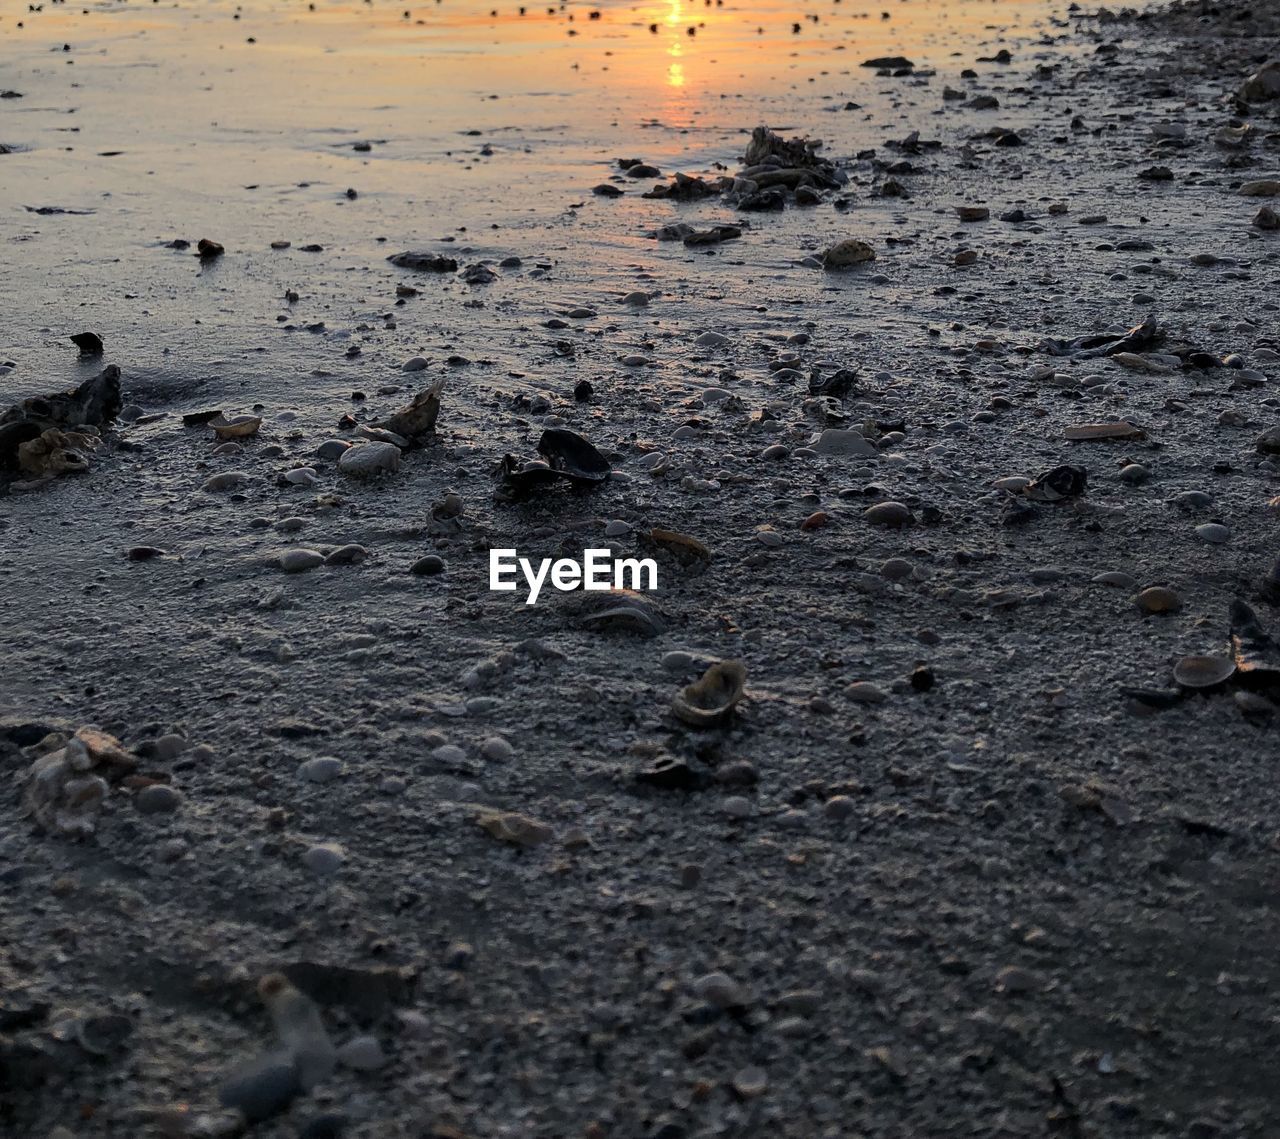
[[3, 0, 1280, 1136]]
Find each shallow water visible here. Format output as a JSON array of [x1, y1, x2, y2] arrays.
[[1, 0, 1139, 405]]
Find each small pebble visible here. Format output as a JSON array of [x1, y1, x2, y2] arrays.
[[1135, 586, 1182, 614], [298, 757, 343, 783], [302, 843, 346, 875], [336, 1035, 386, 1071], [135, 784, 183, 815], [410, 554, 446, 575], [280, 549, 325, 573]]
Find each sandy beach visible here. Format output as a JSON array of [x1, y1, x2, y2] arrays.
[[3, 0, 1280, 1135]]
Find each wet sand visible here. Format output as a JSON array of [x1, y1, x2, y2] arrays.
[[3, 0, 1280, 1136]]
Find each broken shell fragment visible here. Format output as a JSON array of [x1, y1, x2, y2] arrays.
[[372, 379, 443, 441], [638, 527, 712, 572], [1229, 599, 1280, 691], [476, 810, 555, 847], [672, 660, 747, 728], [536, 427, 610, 485], [1023, 465, 1087, 503], [1172, 655, 1236, 690], [209, 414, 262, 440], [579, 594, 666, 637], [494, 455, 560, 500]]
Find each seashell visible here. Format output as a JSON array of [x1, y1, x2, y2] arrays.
[[1110, 351, 1173, 374], [209, 414, 262, 440], [536, 427, 610, 485], [1023, 464, 1087, 503], [1229, 599, 1280, 692], [476, 810, 555, 847], [16, 428, 97, 478], [672, 660, 747, 728], [373, 379, 443, 440], [1064, 421, 1145, 442], [808, 368, 860, 398], [639, 527, 712, 572], [494, 455, 560, 500], [1172, 655, 1235, 690], [579, 602, 666, 638]]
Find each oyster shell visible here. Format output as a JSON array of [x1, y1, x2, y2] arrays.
[[209, 414, 262, 440], [1023, 464, 1087, 503], [16, 428, 98, 478], [536, 428, 610, 485], [638, 528, 712, 573], [494, 455, 560, 501], [578, 594, 666, 637], [1172, 655, 1236, 690], [373, 379, 443, 440], [672, 660, 747, 728]]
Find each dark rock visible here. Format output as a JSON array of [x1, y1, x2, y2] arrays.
[[70, 332, 103, 356], [387, 251, 459, 272]]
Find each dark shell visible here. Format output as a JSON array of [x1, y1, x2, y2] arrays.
[[1044, 317, 1160, 359], [494, 455, 559, 500], [808, 368, 859, 398], [635, 756, 711, 791], [536, 428, 610, 485], [1024, 465, 1087, 503]]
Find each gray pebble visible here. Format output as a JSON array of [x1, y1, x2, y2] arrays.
[[302, 843, 345, 875], [336, 1035, 386, 1071], [280, 549, 325, 573], [218, 1053, 301, 1123], [315, 440, 351, 461], [298, 757, 343, 784], [135, 784, 183, 815]]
